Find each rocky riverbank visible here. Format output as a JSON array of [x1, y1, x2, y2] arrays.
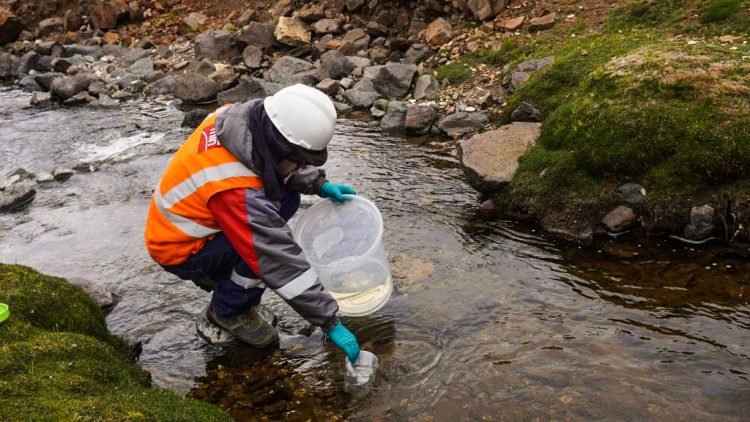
[[1, 0, 749, 246]]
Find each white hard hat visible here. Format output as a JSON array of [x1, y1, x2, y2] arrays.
[[264, 84, 337, 151]]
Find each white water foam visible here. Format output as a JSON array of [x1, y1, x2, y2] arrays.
[[78, 132, 165, 163]]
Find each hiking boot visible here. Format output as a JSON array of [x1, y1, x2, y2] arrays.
[[206, 304, 279, 348]]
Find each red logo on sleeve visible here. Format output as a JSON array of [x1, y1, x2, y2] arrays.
[[198, 124, 222, 153]]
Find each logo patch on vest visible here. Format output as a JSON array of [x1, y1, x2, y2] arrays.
[[199, 124, 222, 153]]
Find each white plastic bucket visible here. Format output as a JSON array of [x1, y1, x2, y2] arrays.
[[293, 196, 392, 316]]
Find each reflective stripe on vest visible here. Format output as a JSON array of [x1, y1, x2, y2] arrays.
[[153, 163, 258, 238]]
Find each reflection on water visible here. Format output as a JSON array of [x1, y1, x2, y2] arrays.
[[0, 88, 748, 420]]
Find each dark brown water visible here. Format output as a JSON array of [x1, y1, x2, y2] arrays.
[[1, 88, 748, 421]]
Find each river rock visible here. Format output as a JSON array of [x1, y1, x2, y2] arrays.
[[439, 112, 489, 138], [405, 103, 438, 136], [508, 56, 555, 92], [372, 63, 417, 98], [180, 12, 208, 34], [617, 183, 647, 205], [0, 180, 35, 212], [265, 56, 315, 84], [33, 72, 61, 91], [117, 48, 148, 67], [149, 75, 176, 95], [90, 0, 130, 30], [242, 45, 263, 69], [0, 8, 25, 45], [0, 52, 19, 78], [217, 79, 267, 104], [51, 57, 74, 73], [334, 101, 352, 115], [458, 122, 541, 192], [316, 78, 341, 95], [274, 17, 311, 46], [423, 18, 452, 47], [380, 100, 408, 133], [510, 102, 542, 122], [181, 109, 209, 128], [209, 67, 239, 91], [67, 277, 115, 309], [116, 73, 140, 90], [30, 91, 53, 107], [236, 22, 278, 50], [102, 44, 128, 58], [312, 18, 342, 34], [195, 30, 238, 61], [298, 2, 325, 21], [51, 74, 95, 100], [63, 91, 96, 105], [413, 74, 439, 100], [35, 41, 58, 56], [344, 78, 380, 108], [128, 57, 154, 75], [174, 74, 220, 104], [19, 76, 42, 92], [347, 0, 365, 12], [37, 17, 64, 37], [684, 205, 715, 240], [196, 59, 216, 76], [602, 206, 637, 233], [338, 28, 370, 55], [370, 98, 388, 118], [90, 94, 119, 107], [529, 13, 557, 32], [319, 50, 355, 80], [17, 52, 40, 75], [142, 70, 165, 84]]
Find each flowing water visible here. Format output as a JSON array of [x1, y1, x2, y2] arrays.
[[1, 87, 748, 421]]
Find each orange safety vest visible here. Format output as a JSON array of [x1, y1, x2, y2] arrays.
[[145, 108, 263, 266]]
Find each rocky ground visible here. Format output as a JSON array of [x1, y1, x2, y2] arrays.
[[1, 0, 749, 245]]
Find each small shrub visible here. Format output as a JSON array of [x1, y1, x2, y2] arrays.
[[700, 0, 743, 22]]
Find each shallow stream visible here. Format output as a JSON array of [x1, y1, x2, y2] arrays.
[[1, 87, 748, 420]]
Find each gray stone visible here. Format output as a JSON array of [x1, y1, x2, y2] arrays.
[[683, 205, 715, 240], [51, 57, 74, 73], [37, 17, 64, 37], [17, 52, 40, 75], [236, 22, 278, 50], [63, 44, 104, 59], [208, 67, 239, 91], [66, 277, 115, 309], [510, 102, 542, 122], [117, 48, 148, 67], [0, 52, 19, 78], [149, 75, 176, 95], [312, 18, 342, 34], [63, 91, 96, 105], [174, 74, 220, 104], [334, 101, 352, 115], [347, 56, 372, 70], [405, 103, 438, 135], [344, 78, 381, 108], [242, 45, 263, 69], [19, 75, 42, 92], [53, 168, 75, 181], [413, 74, 439, 100], [196, 58, 216, 76], [370, 98, 388, 118], [319, 50, 355, 80], [90, 94, 119, 108], [362, 64, 383, 81], [467, 0, 508, 21], [286, 69, 320, 86], [181, 109, 210, 128], [88, 81, 107, 96], [30, 91, 53, 107], [250, 77, 283, 95], [458, 122, 541, 192], [217, 79, 267, 104], [424, 18, 452, 47], [372, 63, 417, 98], [602, 206, 638, 233], [0, 181, 35, 212], [265, 56, 315, 84], [142, 70, 165, 84], [34, 72, 62, 91], [340, 77, 354, 89], [36, 41, 58, 56], [439, 112, 489, 138], [194, 29, 238, 61], [51, 74, 95, 100], [369, 45, 391, 64], [102, 44, 129, 58], [128, 57, 154, 75], [380, 100, 408, 133], [617, 183, 647, 205], [116, 73, 140, 90]]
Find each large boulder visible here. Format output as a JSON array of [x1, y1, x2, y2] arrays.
[[405, 104, 438, 136], [439, 112, 489, 138], [265, 56, 315, 84], [423, 18, 452, 47], [173, 74, 220, 104], [0, 8, 25, 45], [458, 122, 541, 193], [90, 0, 130, 30], [372, 63, 417, 98], [380, 100, 408, 133], [236, 22, 278, 50], [194, 30, 238, 61], [413, 74, 439, 100], [318, 50, 355, 80], [467, 0, 508, 21], [274, 17, 311, 46], [217, 79, 266, 104], [344, 79, 380, 108]]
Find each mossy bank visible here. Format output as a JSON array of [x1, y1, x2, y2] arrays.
[[0, 264, 230, 421], [438, 0, 750, 242]]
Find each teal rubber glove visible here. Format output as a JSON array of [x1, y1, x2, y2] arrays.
[[320, 182, 356, 203], [327, 322, 360, 363]]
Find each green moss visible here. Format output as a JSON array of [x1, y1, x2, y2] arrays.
[[701, 0, 743, 22], [435, 61, 473, 85], [607, 0, 695, 29], [0, 264, 231, 421]]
